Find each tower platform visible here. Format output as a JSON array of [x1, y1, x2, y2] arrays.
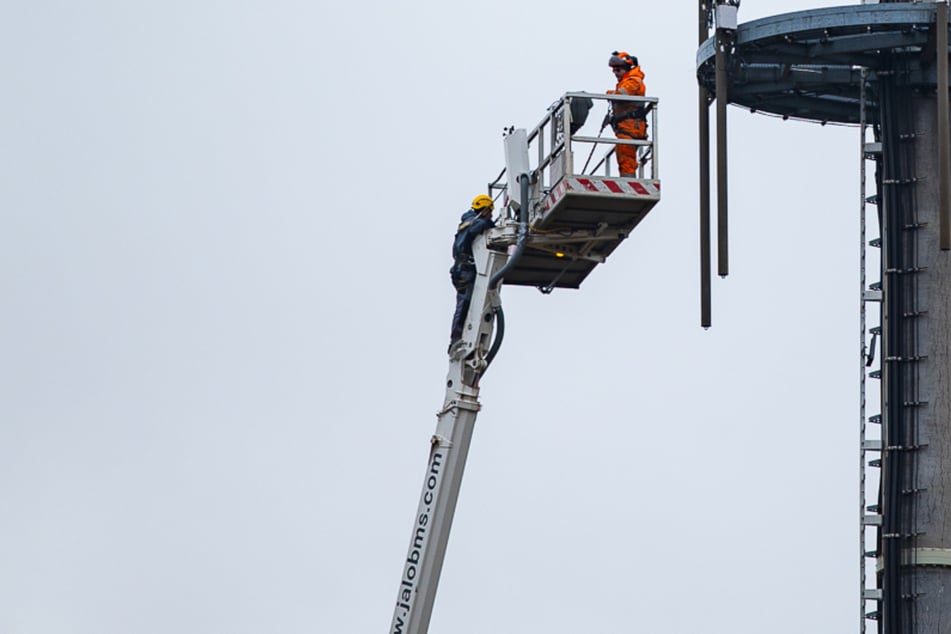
[[695, 3, 948, 124]]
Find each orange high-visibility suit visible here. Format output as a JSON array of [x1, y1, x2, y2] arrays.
[[607, 65, 647, 176]]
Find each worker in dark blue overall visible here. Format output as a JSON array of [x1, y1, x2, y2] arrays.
[[449, 194, 496, 354]]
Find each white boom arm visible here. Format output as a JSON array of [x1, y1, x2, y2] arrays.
[[389, 235, 508, 634]]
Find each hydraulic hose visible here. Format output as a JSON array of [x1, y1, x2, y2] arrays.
[[489, 173, 530, 290], [481, 172, 529, 375], [483, 305, 505, 371]]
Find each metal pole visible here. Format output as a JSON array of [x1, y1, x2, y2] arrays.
[[699, 0, 712, 327], [715, 25, 730, 277], [937, 1, 950, 250]]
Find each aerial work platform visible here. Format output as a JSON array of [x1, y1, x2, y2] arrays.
[[486, 92, 661, 290], [390, 91, 663, 634]]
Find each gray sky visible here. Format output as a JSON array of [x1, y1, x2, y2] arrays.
[[2, 1, 871, 632]]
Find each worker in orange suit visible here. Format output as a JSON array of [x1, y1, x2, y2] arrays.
[[605, 51, 647, 177]]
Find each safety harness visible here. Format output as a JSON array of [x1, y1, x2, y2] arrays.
[[609, 100, 654, 128], [453, 219, 477, 267]]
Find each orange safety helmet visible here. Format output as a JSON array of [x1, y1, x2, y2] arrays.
[[609, 51, 638, 70]]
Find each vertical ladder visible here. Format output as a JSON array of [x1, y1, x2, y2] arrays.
[[859, 69, 884, 632]]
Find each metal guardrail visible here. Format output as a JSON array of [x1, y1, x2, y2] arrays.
[[489, 91, 659, 211]]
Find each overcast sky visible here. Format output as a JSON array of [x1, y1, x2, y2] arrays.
[[1, 1, 876, 633]]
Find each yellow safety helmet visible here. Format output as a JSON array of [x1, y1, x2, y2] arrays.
[[471, 194, 495, 211]]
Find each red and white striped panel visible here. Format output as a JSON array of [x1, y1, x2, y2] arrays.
[[543, 177, 661, 212]]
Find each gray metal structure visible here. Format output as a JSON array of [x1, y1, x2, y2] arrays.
[[696, 3, 951, 633]]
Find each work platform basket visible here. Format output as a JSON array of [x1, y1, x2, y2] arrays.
[[487, 92, 661, 291]]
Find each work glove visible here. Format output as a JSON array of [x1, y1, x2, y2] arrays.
[[601, 113, 613, 130]]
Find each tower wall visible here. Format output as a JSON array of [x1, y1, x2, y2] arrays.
[[902, 93, 951, 633]]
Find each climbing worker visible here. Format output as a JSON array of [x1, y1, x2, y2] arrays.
[[448, 194, 496, 354], [605, 51, 647, 177]]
